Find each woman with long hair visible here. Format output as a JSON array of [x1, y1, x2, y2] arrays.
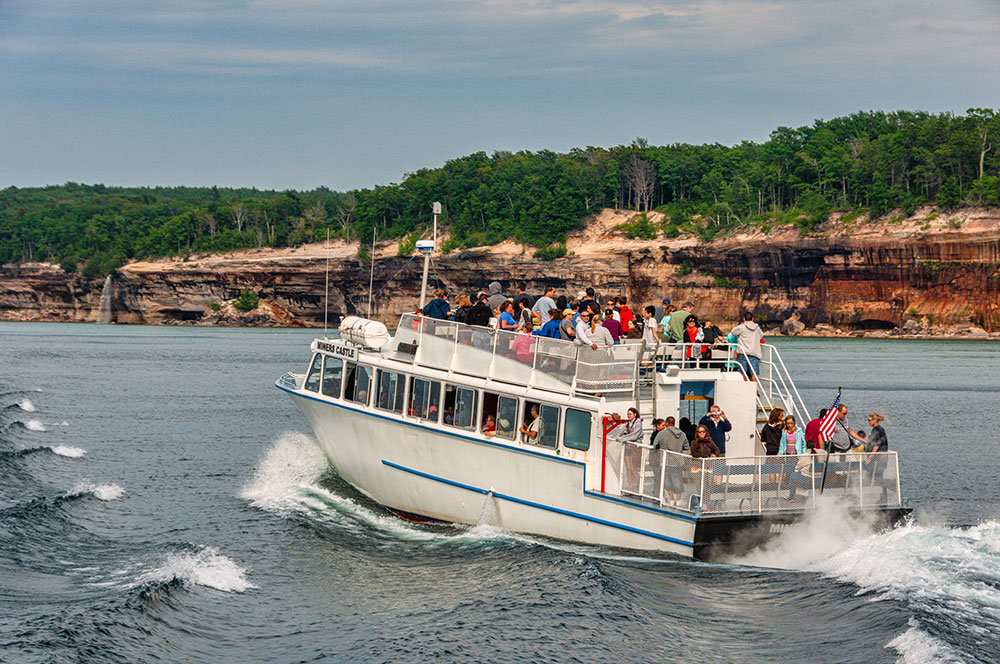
[[617, 408, 644, 494], [783, 415, 805, 455], [760, 407, 784, 456]]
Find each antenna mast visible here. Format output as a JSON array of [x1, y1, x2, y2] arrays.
[[418, 202, 441, 310], [323, 228, 330, 338]]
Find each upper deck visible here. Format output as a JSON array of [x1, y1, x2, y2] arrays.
[[387, 313, 728, 398]]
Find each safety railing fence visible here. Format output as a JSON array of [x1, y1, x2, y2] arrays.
[[616, 441, 901, 514]]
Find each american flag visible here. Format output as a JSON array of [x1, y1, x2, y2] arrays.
[[817, 391, 842, 443]]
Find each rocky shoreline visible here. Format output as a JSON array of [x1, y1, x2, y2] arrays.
[[1, 207, 998, 338]]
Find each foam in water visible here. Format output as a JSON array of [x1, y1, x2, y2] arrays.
[[68, 481, 125, 501], [24, 419, 47, 432], [18, 399, 37, 412], [50, 445, 86, 458], [135, 546, 256, 593], [724, 495, 881, 570], [887, 619, 965, 664]]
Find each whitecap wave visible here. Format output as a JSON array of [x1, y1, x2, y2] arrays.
[[135, 546, 256, 593], [68, 481, 125, 501], [50, 445, 86, 458], [24, 419, 47, 432], [887, 619, 965, 664], [18, 399, 37, 412]]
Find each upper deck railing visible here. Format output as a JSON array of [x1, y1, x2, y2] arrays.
[[387, 313, 758, 399]]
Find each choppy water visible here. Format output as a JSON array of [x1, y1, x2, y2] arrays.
[[1, 323, 998, 663]]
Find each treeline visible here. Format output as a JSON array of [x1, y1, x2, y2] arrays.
[[1, 109, 997, 276]]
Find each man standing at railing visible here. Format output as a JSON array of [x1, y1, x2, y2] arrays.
[[730, 312, 764, 381], [698, 405, 732, 456], [653, 417, 687, 506]]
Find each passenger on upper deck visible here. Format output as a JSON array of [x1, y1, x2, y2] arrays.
[[574, 310, 598, 350], [513, 281, 534, 312], [498, 300, 518, 331], [682, 316, 707, 362], [532, 285, 557, 324], [588, 313, 614, 348], [668, 302, 694, 342], [486, 281, 506, 310], [467, 292, 493, 328], [602, 308, 622, 343], [453, 295, 473, 324], [617, 296, 634, 331], [559, 308, 577, 341], [641, 306, 659, 347], [578, 287, 598, 316], [654, 297, 671, 322], [423, 289, 452, 320], [533, 309, 563, 339], [731, 312, 764, 381]]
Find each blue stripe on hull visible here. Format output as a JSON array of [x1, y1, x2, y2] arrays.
[[381, 459, 694, 548]]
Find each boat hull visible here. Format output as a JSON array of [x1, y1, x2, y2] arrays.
[[283, 385, 910, 560]]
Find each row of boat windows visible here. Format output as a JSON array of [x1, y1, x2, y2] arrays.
[[304, 353, 591, 451]]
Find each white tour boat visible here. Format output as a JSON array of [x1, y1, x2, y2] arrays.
[[276, 312, 910, 560]]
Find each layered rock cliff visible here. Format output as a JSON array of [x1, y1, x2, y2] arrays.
[[1, 207, 998, 335]]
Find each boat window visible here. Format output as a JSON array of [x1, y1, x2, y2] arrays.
[[408, 377, 441, 421], [321, 357, 343, 398], [522, 401, 559, 448], [481, 392, 518, 440], [344, 363, 372, 405], [376, 370, 406, 414], [563, 409, 592, 451], [443, 384, 477, 430], [304, 354, 322, 392]]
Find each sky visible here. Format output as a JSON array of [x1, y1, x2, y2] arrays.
[[2, 0, 999, 192]]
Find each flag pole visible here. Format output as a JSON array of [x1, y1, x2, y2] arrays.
[[818, 387, 842, 494]]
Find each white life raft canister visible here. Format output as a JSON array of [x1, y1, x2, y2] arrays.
[[338, 316, 390, 349]]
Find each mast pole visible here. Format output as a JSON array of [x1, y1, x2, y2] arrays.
[[419, 202, 441, 310]]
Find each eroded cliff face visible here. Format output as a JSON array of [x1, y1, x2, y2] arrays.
[[1, 208, 998, 334]]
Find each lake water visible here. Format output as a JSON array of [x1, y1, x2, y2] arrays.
[[1, 322, 997, 663]]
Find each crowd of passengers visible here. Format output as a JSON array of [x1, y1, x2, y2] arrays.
[[613, 402, 892, 505], [419, 281, 769, 379]]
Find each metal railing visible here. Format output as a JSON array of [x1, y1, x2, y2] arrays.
[[614, 440, 901, 514], [388, 314, 754, 399]]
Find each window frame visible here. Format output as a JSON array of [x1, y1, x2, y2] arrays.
[[563, 408, 593, 451], [304, 353, 322, 392], [320, 355, 343, 398], [376, 369, 406, 414]]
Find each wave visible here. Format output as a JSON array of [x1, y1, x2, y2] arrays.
[[23, 419, 46, 432], [66, 481, 125, 501], [6, 399, 37, 412], [50, 445, 86, 458], [887, 619, 965, 664], [132, 546, 256, 593], [0, 445, 86, 459]]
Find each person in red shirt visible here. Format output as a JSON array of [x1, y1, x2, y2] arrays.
[[617, 296, 634, 332], [804, 408, 828, 449]]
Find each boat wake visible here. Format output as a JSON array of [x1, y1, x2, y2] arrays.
[[241, 433, 682, 565], [131, 545, 256, 594], [728, 505, 1000, 663]]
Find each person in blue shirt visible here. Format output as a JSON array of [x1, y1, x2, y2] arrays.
[[498, 300, 518, 331], [533, 309, 563, 338], [422, 289, 452, 320], [698, 405, 732, 455]]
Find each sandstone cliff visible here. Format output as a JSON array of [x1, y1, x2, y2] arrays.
[[1, 207, 998, 336]]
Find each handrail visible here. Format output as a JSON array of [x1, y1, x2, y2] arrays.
[[613, 440, 900, 514]]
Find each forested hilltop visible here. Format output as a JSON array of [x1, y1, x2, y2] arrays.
[[2, 109, 998, 276]]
